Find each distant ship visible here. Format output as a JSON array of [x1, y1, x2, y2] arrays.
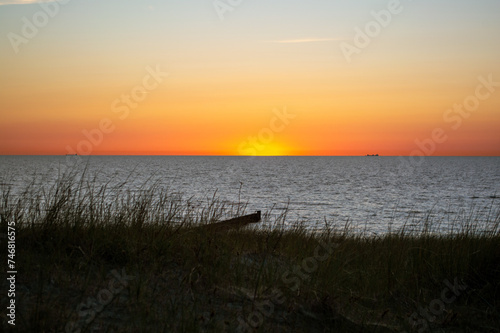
[[366, 154, 379, 156], [65, 154, 78, 156]]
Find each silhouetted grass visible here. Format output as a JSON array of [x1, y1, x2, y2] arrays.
[[1, 169, 499, 332]]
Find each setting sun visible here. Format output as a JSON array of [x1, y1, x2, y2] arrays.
[[245, 142, 291, 156]]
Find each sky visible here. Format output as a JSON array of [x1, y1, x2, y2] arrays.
[[0, 0, 499, 156]]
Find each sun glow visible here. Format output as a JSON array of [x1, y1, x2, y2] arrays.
[[246, 142, 291, 156]]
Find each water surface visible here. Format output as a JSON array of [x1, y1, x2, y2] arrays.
[[1, 156, 498, 234]]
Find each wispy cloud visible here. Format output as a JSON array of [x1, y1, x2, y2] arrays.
[[266, 38, 345, 44]]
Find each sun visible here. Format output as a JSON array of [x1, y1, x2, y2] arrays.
[[229, 137, 293, 156], [255, 143, 288, 156], [243, 142, 292, 156]]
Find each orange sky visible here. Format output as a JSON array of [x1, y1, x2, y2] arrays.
[[1, 0, 499, 156]]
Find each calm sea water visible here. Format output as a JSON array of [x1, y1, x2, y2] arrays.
[[1, 156, 499, 234]]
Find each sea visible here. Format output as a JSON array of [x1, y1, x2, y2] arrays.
[[1, 156, 499, 235]]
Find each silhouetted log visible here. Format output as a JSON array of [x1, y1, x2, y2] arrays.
[[200, 211, 261, 231]]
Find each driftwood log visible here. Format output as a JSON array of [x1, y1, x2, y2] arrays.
[[200, 211, 261, 232]]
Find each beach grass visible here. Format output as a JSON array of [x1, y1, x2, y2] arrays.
[[1, 170, 499, 332]]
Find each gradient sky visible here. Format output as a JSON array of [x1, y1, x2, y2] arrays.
[[1, 0, 499, 156]]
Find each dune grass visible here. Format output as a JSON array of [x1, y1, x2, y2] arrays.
[[1, 169, 499, 332]]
